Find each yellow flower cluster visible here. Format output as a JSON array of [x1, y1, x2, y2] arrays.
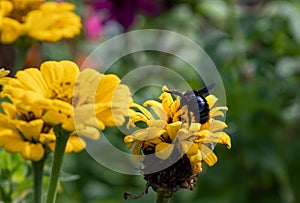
[[0, 60, 132, 161], [124, 86, 231, 174], [0, 1, 81, 43]]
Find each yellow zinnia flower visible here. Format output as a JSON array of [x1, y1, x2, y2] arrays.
[[0, 1, 81, 44], [1, 60, 132, 140], [124, 86, 230, 198], [24, 2, 81, 42], [0, 101, 48, 161]]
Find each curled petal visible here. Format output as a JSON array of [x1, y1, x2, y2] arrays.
[[199, 144, 218, 167], [131, 103, 154, 121], [124, 135, 134, 148], [213, 132, 231, 149], [210, 106, 228, 118], [132, 142, 143, 162], [144, 100, 166, 120], [207, 120, 228, 132]]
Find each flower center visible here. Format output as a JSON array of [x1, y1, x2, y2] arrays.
[[49, 81, 73, 104], [9, 1, 43, 22]]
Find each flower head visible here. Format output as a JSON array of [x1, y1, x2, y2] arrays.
[[0, 100, 85, 161], [124, 86, 230, 198], [23, 2, 81, 42], [0, 1, 81, 44], [1, 60, 132, 139]]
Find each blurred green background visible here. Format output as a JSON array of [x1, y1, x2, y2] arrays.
[[1, 0, 300, 202]]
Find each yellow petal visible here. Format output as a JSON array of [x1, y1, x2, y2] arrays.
[[147, 127, 165, 140], [199, 144, 218, 167], [132, 142, 143, 162], [51, 100, 73, 115], [61, 117, 75, 132], [213, 132, 231, 149], [205, 95, 218, 108], [1, 102, 16, 119], [59, 60, 80, 83], [166, 121, 181, 141], [15, 119, 44, 141], [132, 127, 163, 141], [189, 150, 202, 163], [67, 136, 86, 153], [208, 120, 228, 132], [1, 18, 22, 44], [130, 103, 154, 121], [42, 110, 66, 125], [76, 126, 100, 140], [155, 142, 174, 160], [39, 133, 56, 144], [0, 129, 20, 147], [22, 143, 44, 161], [124, 135, 134, 144], [4, 138, 27, 153], [144, 100, 166, 120], [95, 74, 120, 103], [210, 106, 228, 118], [180, 141, 198, 156], [0, 1, 13, 16], [189, 123, 201, 132], [15, 68, 49, 96], [73, 68, 100, 106]]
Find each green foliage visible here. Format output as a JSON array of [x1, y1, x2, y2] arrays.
[[0, 149, 31, 203]]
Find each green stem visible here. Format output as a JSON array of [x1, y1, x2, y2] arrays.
[[155, 190, 170, 203], [32, 157, 46, 203], [46, 125, 70, 203]]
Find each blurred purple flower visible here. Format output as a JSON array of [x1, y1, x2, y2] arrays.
[[86, 0, 165, 30]]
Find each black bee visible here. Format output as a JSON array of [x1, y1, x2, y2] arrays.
[[164, 83, 215, 124]]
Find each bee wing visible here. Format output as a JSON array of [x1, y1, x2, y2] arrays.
[[197, 83, 215, 95]]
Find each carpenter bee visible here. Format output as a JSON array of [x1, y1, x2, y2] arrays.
[[164, 83, 215, 124]]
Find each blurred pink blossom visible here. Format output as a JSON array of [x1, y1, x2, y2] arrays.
[[84, 12, 104, 40]]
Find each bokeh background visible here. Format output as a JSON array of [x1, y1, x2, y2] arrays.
[[1, 0, 300, 202]]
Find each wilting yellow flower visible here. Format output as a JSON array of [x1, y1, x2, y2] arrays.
[[0, 1, 81, 44], [1, 60, 132, 140], [124, 86, 230, 197]]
